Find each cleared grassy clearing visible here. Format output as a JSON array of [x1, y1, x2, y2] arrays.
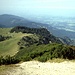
[[0, 28, 32, 56]]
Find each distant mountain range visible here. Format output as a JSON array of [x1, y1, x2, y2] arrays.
[[0, 14, 49, 28], [0, 14, 75, 39]]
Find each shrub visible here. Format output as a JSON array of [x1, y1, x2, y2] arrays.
[[0, 55, 20, 65], [22, 56, 32, 61], [38, 56, 47, 62]]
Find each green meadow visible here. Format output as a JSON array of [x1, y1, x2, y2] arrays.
[[0, 28, 32, 56]]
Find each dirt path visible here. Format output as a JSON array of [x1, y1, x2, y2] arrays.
[[3, 61, 75, 75]]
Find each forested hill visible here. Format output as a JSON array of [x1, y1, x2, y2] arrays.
[[10, 26, 50, 37], [10, 26, 62, 44]]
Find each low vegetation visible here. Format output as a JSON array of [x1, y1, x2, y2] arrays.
[[15, 43, 75, 62], [18, 34, 39, 48], [0, 35, 11, 42], [0, 55, 20, 65]]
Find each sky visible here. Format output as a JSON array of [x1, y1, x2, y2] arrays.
[[0, 0, 75, 17]]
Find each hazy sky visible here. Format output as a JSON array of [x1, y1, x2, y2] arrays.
[[0, 0, 75, 17]]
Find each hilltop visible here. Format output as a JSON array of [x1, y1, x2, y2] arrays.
[[0, 26, 75, 66]]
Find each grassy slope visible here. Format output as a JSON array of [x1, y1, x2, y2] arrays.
[[0, 28, 32, 56]]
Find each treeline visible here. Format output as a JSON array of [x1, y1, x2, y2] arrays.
[[10, 26, 50, 37], [0, 35, 11, 42], [0, 55, 20, 65]]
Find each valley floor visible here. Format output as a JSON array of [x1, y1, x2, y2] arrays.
[[1, 61, 75, 75]]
